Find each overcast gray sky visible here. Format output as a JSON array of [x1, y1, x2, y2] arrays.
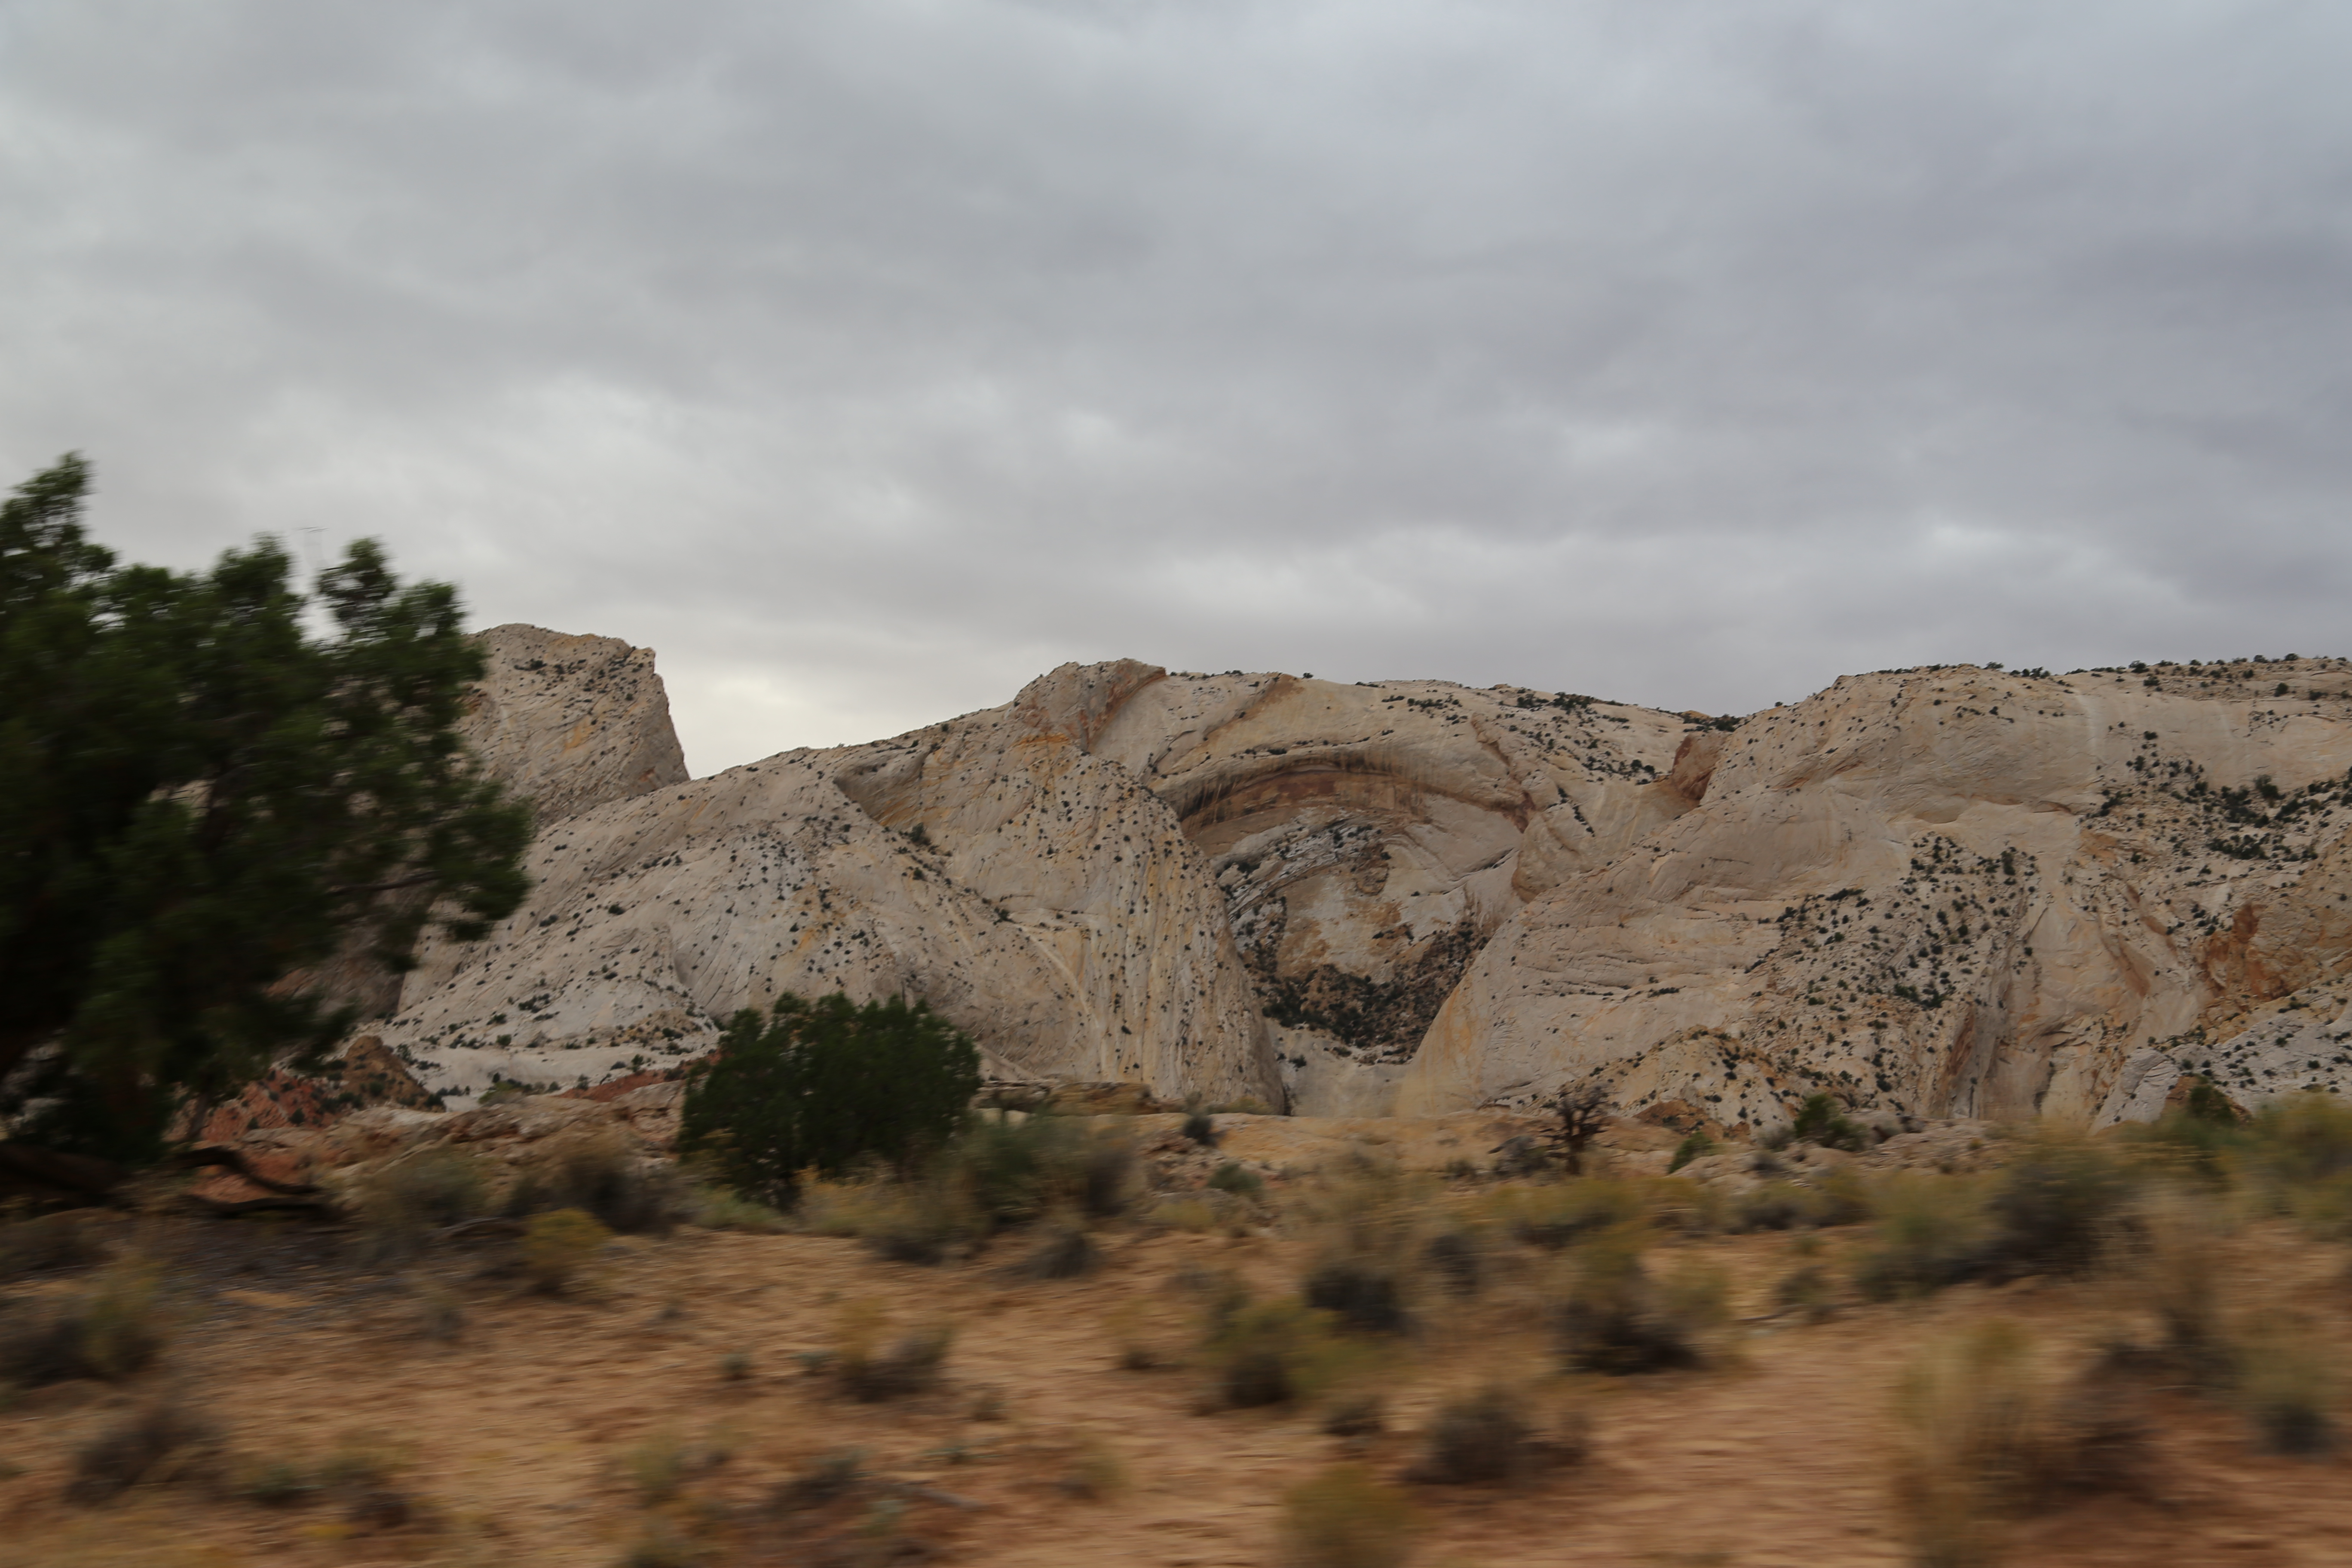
[[6, 1, 2350, 775]]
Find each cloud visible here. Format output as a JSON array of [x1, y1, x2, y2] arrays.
[[7, 0, 2352, 772]]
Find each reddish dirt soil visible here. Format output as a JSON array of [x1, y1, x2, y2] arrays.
[[4, 1201, 2350, 1566]]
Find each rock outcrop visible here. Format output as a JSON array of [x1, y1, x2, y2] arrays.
[[366, 642, 2352, 1130], [374, 658, 1286, 1109], [1397, 660, 2352, 1127], [462, 624, 690, 824]]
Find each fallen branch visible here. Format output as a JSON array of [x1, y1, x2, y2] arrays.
[[174, 1145, 322, 1196], [179, 1193, 343, 1219]]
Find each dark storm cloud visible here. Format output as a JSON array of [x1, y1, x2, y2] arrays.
[[7, 0, 2352, 771]]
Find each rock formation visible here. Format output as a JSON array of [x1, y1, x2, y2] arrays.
[[461, 623, 690, 823], [369, 640, 2352, 1129]]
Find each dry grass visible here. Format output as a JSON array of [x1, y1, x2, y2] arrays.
[[2232, 1314, 2337, 1455], [345, 1146, 493, 1261], [67, 1392, 219, 1505], [506, 1128, 690, 1235], [19, 1113, 2352, 1566], [0, 1207, 118, 1280], [830, 1300, 953, 1401], [1892, 1319, 2156, 1567], [1406, 1386, 1541, 1485], [2126, 1187, 2233, 1379], [1277, 1463, 1418, 1568], [0, 1255, 166, 1386], [1201, 1297, 1359, 1410], [1892, 1320, 2048, 1568], [521, 1207, 614, 1294], [1556, 1225, 1729, 1374]]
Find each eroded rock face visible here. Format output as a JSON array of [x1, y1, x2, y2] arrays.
[[463, 624, 691, 823], [1397, 661, 2352, 1128], [376, 659, 1284, 1109], [1091, 673, 1699, 1089], [382, 640, 2352, 1130]]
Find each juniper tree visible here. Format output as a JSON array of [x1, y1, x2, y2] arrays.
[[0, 455, 531, 1161], [679, 992, 982, 1203]]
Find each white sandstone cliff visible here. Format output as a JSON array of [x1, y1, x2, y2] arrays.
[[379, 641, 2352, 1130]]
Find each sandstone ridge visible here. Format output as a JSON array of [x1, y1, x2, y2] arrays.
[[372, 646, 2352, 1129]]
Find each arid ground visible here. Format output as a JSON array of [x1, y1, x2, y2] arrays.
[[6, 1121, 2352, 1568]]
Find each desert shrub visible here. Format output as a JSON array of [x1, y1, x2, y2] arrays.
[[678, 992, 980, 1204], [769, 1449, 865, 1512], [1079, 1131, 1139, 1217], [833, 1303, 952, 1401], [1557, 1228, 1726, 1375], [1008, 1219, 1098, 1280], [1499, 1178, 1647, 1248], [1497, 1174, 1723, 1242], [1182, 1109, 1218, 1147], [341, 1480, 417, 1532], [1056, 1435, 1128, 1500], [1984, 1132, 2134, 1275], [2127, 1105, 2246, 1183], [1207, 1161, 1264, 1199], [1853, 1175, 1999, 1300], [1667, 1129, 1718, 1173], [2127, 1190, 2231, 1381], [2181, 1075, 2245, 1126], [232, 1434, 414, 1512], [1407, 1387, 1537, 1485], [0, 1257, 164, 1385], [1296, 1167, 1471, 1330], [2233, 1315, 2336, 1455], [1639, 1175, 1730, 1235], [2241, 1093, 2352, 1233], [1893, 1321, 2151, 1565], [1734, 1181, 1815, 1232], [2246, 1091, 2352, 1185], [67, 1395, 219, 1504], [413, 1279, 465, 1341], [1145, 1194, 1226, 1233], [1774, 1262, 1835, 1322], [1810, 1167, 1874, 1227], [1303, 1257, 1410, 1335], [1321, 1391, 1385, 1437], [617, 1520, 704, 1568], [520, 1207, 612, 1294], [1893, 1321, 2047, 1568], [1789, 1092, 1870, 1152], [349, 1147, 493, 1260], [1734, 1170, 1871, 1234], [0, 1207, 113, 1279], [690, 1186, 789, 1232], [505, 1131, 687, 1235], [626, 1430, 687, 1504], [1277, 1464, 1417, 1568], [1204, 1299, 1346, 1409], [236, 1456, 318, 1506], [1421, 1230, 1482, 1297], [855, 1182, 983, 1265], [314, 1430, 407, 1493], [1106, 1297, 1187, 1371], [946, 1114, 1133, 1228]]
